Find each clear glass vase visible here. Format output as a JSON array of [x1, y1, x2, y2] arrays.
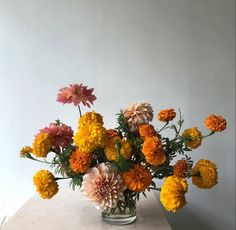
[[102, 204, 136, 225]]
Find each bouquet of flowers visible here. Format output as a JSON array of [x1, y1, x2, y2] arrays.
[[20, 83, 227, 224]]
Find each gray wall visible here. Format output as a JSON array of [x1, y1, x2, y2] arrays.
[[0, 1, 235, 229]]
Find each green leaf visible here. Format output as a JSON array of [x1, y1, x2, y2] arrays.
[[151, 181, 156, 188]]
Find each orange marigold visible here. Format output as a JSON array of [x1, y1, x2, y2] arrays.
[[69, 149, 92, 173], [107, 129, 120, 138], [142, 137, 166, 166], [122, 165, 152, 192], [139, 124, 156, 139], [158, 108, 176, 122], [173, 160, 188, 178], [205, 115, 227, 132]]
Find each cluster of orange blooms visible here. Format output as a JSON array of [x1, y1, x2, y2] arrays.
[[20, 84, 227, 214], [68, 108, 226, 195]]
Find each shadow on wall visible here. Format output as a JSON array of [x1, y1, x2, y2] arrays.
[[164, 208, 212, 230], [161, 203, 233, 230]]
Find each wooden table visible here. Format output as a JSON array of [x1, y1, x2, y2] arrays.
[[3, 187, 172, 230]]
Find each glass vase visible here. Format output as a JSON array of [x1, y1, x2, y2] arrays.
[[102, 204, 136, 225]]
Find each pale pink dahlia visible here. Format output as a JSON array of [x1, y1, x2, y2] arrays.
[[57, 83, 96, 107], [81, 163, 126, 210], [39, 122, 73, 152], [124, 102, 154, 131]]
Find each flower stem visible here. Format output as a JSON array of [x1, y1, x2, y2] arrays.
[[191, 172, 201, 177], [26, 154, 58, 165], [148, 187, 161, 191], [202, 131, 215, 139], [157, 122, 169, 134], [55, 177, 70, 181], [78, 105, 82, 117], [177, 108, 183, 134]]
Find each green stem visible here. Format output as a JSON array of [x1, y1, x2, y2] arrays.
[[0, 216, 7, 228], [55, 177, 70, 181], [153, 165, 171, 172], [157, 122, 169, 134], [148, 187, 161, 191], [78, 105, 82, 117], [26, 154, 58, 165], [191, 172, 201, 177], [177, 108, 183, 134], [201, 131, 215, 139], [171, 108, 184, 141]]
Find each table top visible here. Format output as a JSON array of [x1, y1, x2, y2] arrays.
[[3, 187, 172, 230]]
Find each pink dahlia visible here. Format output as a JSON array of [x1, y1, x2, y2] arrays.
[[57, 83, 96, 107], [39, 122, 73, 152], [124, 102, 154, 131], [81, 163, 126, 210]]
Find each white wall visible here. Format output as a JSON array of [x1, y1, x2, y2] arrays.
[[0, 0, 235, 229]]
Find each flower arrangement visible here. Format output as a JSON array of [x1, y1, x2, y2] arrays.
[[20, 83, 227, 224]]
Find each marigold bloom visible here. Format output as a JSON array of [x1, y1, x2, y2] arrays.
[[20, 146, 32, 158], [57, 83, 96, 107], [107, 129, 120, 138], [81, 163, 126, 210], [69, 149, 92, 173], [33, 170, 59, 199], [124, 102, 153, 131], [205, 115, 227, 132], [160, 176, 188, 212], [158, 108, 176, 122], [104, 136, 132, 161], [182, 127, 202, 149], [32, 133, 52, 158], [142, 137, 166, 166], [192, 159, 218, 189], [39, 122, 73, 152], [173, 160, 188, 178], [78, 111, 104, 127], [74, 123, 107, 153], [139, 124, 156, 139], [120, 139, 132, 159], [122, 165, 152, 192]]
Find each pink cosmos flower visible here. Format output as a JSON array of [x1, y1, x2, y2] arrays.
[[81, 163, 126, 210], [39, 122, 73, 152], [57, 83, 96, 107]]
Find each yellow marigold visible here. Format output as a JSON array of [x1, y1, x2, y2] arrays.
[[141, 137, 166, 166], [192, 159, 218, 189], [182, 127, 202, 149], [74, 123, 107, 153], [205, 115, 227, 132], [32, 133, 52, 158], [139, 124, 156, 139], [20, 146, 32, 158], [158, 108, 176, 122], [78, 111, 104, 127], [122, 165, 152, 192], [69, 149, 92, 173], [173, 159, 188, 178], [120, 139, 132, 159], [104, 136, 132, 161], [160, 176, 188, 212], [33, 170, 59, 199]]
